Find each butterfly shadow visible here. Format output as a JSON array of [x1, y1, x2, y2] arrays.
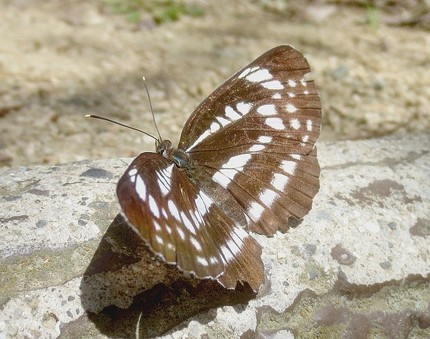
[[80, 214, 257, 338]]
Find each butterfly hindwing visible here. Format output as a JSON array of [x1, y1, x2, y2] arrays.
[[117, 153, 264, 290]]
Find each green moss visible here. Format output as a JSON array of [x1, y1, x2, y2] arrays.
[[366, 3, 380, 31], [104, 0, 204, 24]]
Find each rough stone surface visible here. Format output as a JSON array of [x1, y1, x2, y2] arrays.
[[0, 133, 429, 338]]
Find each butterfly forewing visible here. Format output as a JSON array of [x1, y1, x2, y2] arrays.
[[178, 45, 321, 235], [179, 45, 321, 154], [117, 152, 264, 290]]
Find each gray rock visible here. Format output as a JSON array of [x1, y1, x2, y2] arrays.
[[0, 133, 429, 338]]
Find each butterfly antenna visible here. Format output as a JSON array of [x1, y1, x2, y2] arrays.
[[142, 76, 162, 142], [85, 115, 158, 142]]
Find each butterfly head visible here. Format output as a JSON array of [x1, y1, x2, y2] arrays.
[[156, 139, 173, 158]]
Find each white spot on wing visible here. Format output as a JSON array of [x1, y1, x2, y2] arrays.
[[155, 234, 164, 246], [223, 154, 252, 169], [231, 227, 247, 247], [218, 168, 237, 180], [210, 121, 220, 133], [272, 93, 282, 99], [164, 165, 173, 178], [148, 195, 160, 218], [220, 229, 245, 264], [306, 119, 313, 131], [302, 135, 309, 143], [128, 168, 138, 176], [212, 171, 231, 189], [191, 207, 204, 224], [257, 104, 277, 116], [272, 173, 289, 191], [286, 103, 297, 113], [225, 106, 241, 121], [245, 68, 272, 82], [262, 80, 284, 90], [216, 116, 230, 127], [265, 117, 285, 130], [238, 68, 250, 79], [176, 227, 185, 240], [180, 211, 196, 234], [226, 239, 240, 257], [158, 178, 169, 196], [200, 191, 213, 208], [258, 135, 272, 144], [281, 160, 297, 175], [220, 244, 234, 262], [195, 192, 213, 218], [238, 66, 257, 79], [259, 189, 277, 207], [288, 79, 297, 87], [135, 175, 146, 200], [208, 256, 219, 265], [290, 118, 300, 130], [288, 92, 296, 97], [153, 221, 162, 232], [186, 129, 211, 151], [168, 199, 181, 221], [248, 201, 265, 221], [291, 154, 302, 160], [212, 154, 252, 189], [157, 167, 172, 196], [195, 196, 206, 217], [196, 255, 208, 266], [237, 102, 252, 115], [191, 237, 203, 252], [249, 144, 265, 152]]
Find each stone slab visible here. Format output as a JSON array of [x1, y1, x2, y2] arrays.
[[0, 133, 429, 338]]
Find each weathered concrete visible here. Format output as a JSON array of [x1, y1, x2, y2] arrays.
[[0, 133, 429, 338]]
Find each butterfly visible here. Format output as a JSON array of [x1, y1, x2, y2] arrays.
[[115, 45, 321, 292]]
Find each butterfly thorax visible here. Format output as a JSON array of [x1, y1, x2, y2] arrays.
[[156, 139, 191, 169]]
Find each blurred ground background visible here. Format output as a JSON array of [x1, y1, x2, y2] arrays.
[[0, 0, 429, 168]]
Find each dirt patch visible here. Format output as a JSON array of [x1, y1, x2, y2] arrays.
[[1, 0, 429, 168]]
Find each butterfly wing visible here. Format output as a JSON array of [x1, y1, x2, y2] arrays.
[[117, 152, 264, 290], [178, 45, 322, 235]]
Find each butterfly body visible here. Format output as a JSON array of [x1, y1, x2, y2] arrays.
[[117, 45, 321, 292]]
